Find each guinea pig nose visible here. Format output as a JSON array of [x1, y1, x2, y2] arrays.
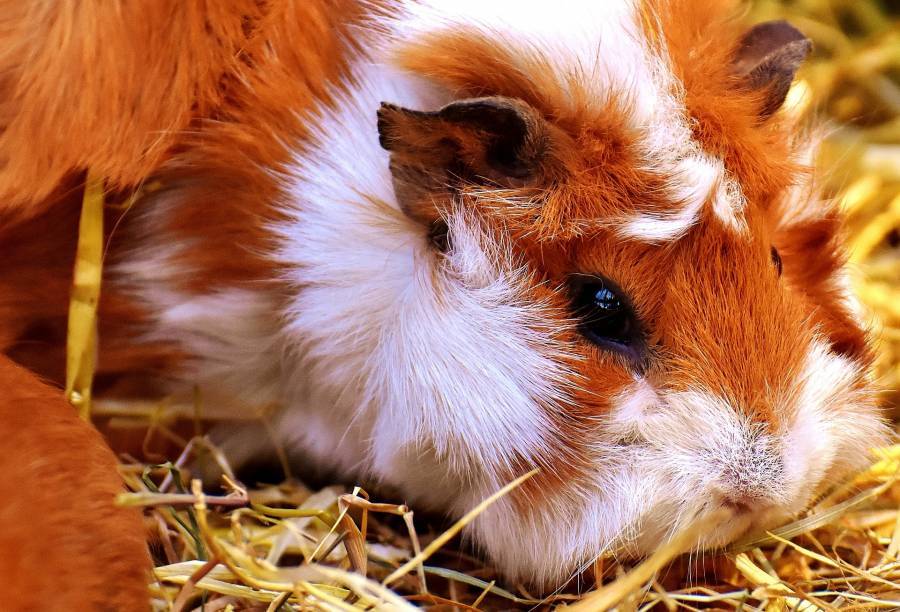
[[719, 494, 756, 515], [711, 480, 774, 515]]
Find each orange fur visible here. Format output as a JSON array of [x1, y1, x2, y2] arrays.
[[0, 355, 150, 611], [0, 3, 368, 603], [0, 2, 289, 606], [120, 0, 368, 294], [0, 0, 271, 219], [0, 188, 181, 389], [645, 0, 800, 205]]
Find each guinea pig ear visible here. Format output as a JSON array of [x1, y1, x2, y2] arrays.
[[377, 96, 550, 226], [732, 20, 812, 119]]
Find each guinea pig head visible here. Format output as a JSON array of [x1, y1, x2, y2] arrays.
[[373, 9, 888, 588]]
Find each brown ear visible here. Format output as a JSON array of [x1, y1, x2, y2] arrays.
[[733, 20, 811, 118], [378, 96, 548, 180], [377, 96, 550, 228]]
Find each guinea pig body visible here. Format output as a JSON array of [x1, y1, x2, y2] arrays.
[[0, 0, 889, 593], [0, 356, 150, 611]]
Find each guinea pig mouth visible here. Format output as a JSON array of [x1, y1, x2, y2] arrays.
[[625, 501, 784, 559], [694, 501, 790, 551], [695, 513, 757, 549]]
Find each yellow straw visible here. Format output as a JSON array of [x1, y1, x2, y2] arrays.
[[65, 172, 105, 421]]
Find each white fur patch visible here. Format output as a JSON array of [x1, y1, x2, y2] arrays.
[[781, 339, 888, 500], [605, 340, 884, 554], [619, 156, 720, 241], [462, 386, 784, 586], [114, 264, 285, 416], [619, 151, 748, 241], [110, 190, 287, 417], [833, 269, 869, 324], [274, 57, 574, 488], [713, 175, 750, 234], [775, 131, 824, 227]]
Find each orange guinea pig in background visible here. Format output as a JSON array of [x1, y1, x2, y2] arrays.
[[0, 0, 889, 607], [0, 356, 149, 611]]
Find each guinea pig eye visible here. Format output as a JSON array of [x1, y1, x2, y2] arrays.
[[771, 246, 783, 276], [569, 276, 643, 359]]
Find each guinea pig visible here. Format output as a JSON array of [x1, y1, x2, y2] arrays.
[[0, 0, 889, 595]]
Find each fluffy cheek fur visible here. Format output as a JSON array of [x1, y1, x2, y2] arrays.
[[277, 202, 574, 498], [472, 339, 886, 589]]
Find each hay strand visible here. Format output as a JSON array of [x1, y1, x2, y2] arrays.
[[65, 172, 104, 420]]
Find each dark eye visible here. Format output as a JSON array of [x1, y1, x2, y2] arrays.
[[771, 246, 783, 276], [569, 276, 642, 357]]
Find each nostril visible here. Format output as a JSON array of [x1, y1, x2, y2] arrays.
[[720, 495, 755, 515]]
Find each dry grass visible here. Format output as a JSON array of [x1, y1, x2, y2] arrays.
[[115, 439, 900, 611], [65, 0, 900, 609]]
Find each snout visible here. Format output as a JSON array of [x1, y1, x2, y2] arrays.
[[717, 491, 772, 515], [712, 435, 788, 506], [697, 462, 805, 549], [607, 385, 808, 548], [700, 482, 786, 547]]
